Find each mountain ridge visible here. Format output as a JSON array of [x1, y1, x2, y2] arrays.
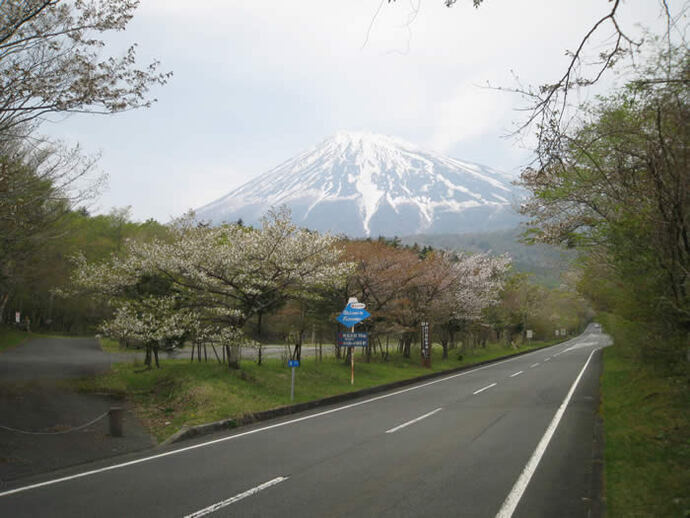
[[196, 131, 524, 237]]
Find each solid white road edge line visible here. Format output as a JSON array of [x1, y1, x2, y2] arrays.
[[509, 371, 523, 378], [0, 338, 582, 498], [473, 382, 497, 395], [494, 349, 598, 518], [385, 408, 442, 434], [183, 476, 288, 518]]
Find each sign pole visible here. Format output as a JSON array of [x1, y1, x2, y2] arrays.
[[290, 365, 296, 401], [350, 325, 355, 385]]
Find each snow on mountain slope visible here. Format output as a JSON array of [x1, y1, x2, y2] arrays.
[[196, 131, 523, 237]]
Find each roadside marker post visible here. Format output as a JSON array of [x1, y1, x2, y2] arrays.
[[420, 321, 431, 368], [288, 359, 299, 401]]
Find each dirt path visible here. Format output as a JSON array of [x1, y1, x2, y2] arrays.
[[0, 336, 154, 485]]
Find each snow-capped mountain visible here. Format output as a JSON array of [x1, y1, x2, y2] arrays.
[[196, 131, 523, 237]]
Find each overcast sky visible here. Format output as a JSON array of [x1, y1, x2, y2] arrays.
[[43, 0, 668, 222]]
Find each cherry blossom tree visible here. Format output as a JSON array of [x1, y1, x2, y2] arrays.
[[0, 0, 171, 137], [430, 251, 511, 357], [70, 209, 351, 369]]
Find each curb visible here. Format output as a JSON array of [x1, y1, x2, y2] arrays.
[[162, 341, 564, 446]]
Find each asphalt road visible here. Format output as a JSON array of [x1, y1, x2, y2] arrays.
[[0, 336, 116, 382], [0, 337, 154, 482], [0, 325, 610, 517]]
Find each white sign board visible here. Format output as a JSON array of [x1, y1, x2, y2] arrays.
[[526, 330, 533, 339]]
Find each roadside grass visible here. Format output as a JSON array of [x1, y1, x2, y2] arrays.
[[0, 326, 33, 353], [99, 336, 124, 353], [70, 338, 559, 442], [598, 314, 690, 517]]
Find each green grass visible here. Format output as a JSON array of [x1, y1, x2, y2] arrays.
[[69, 339, 557, 442], [99, 336, 124, 353], [0, 326, 33, 353], [599, 314, 690, 517]]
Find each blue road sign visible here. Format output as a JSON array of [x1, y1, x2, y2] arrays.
[[338, 332, 369, 347], [336, 304, 371, 327], [288, 360, 300, 367]]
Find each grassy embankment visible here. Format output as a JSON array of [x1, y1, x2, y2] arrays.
[[72, 339, 561, 442], [0, 326, 35, 353], [598, 314, 689, 517]]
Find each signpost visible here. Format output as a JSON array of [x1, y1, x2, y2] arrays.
[[526, 329, 533, 341], [288, 359, 299, 401], [336, 298, 370, 385], [420, 321, 431, 368]]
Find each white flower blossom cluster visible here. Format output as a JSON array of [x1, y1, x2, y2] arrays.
[[71, 208, 352, 356], [449, 252, 512, 321]]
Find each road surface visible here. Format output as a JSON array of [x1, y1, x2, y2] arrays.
[[0, 325, 610, 517], [0, 337, 154, 482]]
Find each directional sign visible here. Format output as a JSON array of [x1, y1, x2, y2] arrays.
[[336, 304, 370, 327], [338, 332, 368, 347], [288, 360, 300, 367]]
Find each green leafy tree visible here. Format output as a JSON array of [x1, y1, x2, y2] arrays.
[[520, 44, 689, 346]]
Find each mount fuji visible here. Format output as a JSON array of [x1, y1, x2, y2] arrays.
[[196, 131, 523, 237]]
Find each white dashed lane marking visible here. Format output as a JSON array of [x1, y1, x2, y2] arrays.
[[385, 408, 443, 434], [473, 383, 497, 395]]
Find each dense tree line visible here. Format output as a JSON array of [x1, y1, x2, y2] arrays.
[[57, 208, 589, 370], [520, 42, 689, 362]]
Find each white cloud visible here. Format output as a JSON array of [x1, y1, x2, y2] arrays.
[[40, 0, 675, 221], [426, 81, 514, 153]]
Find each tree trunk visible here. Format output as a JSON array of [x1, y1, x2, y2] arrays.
[[154, 346, 160, 368], [228, 343, 240, 369], [335, 327, 341, 360], [257, 311, 263, 338], [210, 343, 222, 364], [402, 334, 413, 358], [441, 338, 449, 359], [0, 292, 9, 324], [144, 345, 152, 369]]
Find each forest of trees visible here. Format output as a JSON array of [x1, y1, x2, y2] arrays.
[[519, 41, 689, 364], [1, 199, 591, 370]]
